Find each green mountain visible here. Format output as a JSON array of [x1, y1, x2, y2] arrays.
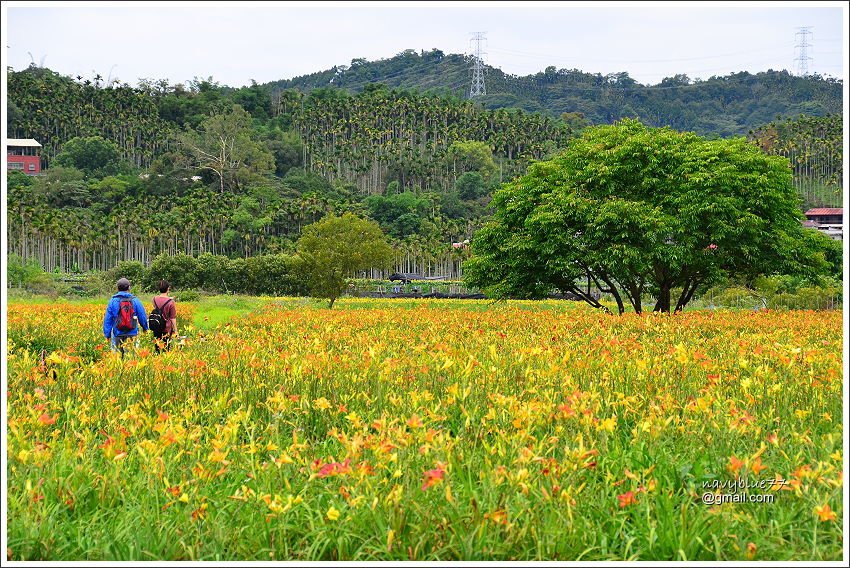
[[265, 48, 843, 138]]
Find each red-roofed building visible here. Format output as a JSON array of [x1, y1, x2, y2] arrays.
[[805, 208, 843, 225], [803, 208, 843, 240]]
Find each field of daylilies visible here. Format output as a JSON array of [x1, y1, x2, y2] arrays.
[[5, 296, 844, 561]]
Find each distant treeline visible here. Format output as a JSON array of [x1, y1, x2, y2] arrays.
[[267, 48, 842, 137]]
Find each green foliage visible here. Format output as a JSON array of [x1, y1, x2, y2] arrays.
[[231, 81, 273, 120], [105, 260, 150, 292], [795, 229, 844, 281], [6, 255, 68, 297], [147, 253, 200, 291], [89, 176, 130, 210], [222, 257, 248, 294], [7, 254, 46, 287], [179, 104, 275, 193], [264, 129, 304, 177], [455, 172, 488, 201], [242, 254, 306, 296], [53, 136, 126, 178], [7, 66, 173, 168], [144, 252, 303, 296], [269, 53, 842, 137], [195, 253, 230, 292], [465, 118, 831, 314], [296, 213, 394, 307], [7, 170, 34, 191], [365, 191, 432, 238], [282, 170, 335, 196], [172, 289, 201, 303], [293, 87, 572, 194], [748, 114, 843, 208], [447, 140, 498, 181], [699, 275, 843, 310], [6, 61, 842, 279]]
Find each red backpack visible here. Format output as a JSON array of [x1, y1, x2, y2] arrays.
[[116, 298, 136, 332]]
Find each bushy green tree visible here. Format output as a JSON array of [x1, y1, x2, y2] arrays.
[[447, 140, 498, 181], [7, 254, 46, 288], [106, 260, 150, 292], [465, 119, 835, 314], [147, 253, 200, 291], [296, 213, 393, 308], [53, 136, 125, 178], [455, 171, 488, 201], [365, 191, 431, 238], [243, 254, 304, 296]]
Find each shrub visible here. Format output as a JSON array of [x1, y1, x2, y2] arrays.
[[196, 253, 230, 293], [7, 254, 45, 288], [78, 271, 111, 296], [243, 254, 302, 295], [173, 289, 201, 302], [147, 253, 200, 291], [222, 257, 247, 294], [105, 260, 150, 292]]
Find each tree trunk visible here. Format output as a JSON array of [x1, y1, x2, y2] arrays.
[[654, 281, 672, 313]]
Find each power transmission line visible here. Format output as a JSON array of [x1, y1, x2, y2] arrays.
[[795, 26, 813, 76], [469, 32, 487, 98], [488, 44, 787, 64]]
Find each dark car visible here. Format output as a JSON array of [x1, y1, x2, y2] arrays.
[[388, 273, 419, 284]]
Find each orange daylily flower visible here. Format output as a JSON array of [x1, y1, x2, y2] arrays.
[[617, 490, 638, 508], [316, 458, 352, 478], [750, 457, 767, 476], [746, 542, 757, 560], [422, 467, 446, 490], [814, 504, 837, 522], [727, 455, 746, 477], [38, 413, 57, 425], [484, 509, 508, 525]]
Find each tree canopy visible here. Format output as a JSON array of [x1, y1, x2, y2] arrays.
[[178, 104, 275, 193], [463, 119, 835, 314], [295, 213, 394, 307], [52, 136, 125, 178]]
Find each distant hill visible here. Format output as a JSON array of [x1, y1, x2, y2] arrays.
[[264, 48, 843, 138]]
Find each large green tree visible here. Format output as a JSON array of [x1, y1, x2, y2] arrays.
[[464, 119, 835, 314], [296, 213, 394, 308], [178, 104, 274, 193], [53, 136, 124, 178]]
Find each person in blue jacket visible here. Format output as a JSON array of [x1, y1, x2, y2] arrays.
[[103, 277, 149, 356]]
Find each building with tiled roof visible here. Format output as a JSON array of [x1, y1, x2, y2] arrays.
[[803, 208, 843, 240]]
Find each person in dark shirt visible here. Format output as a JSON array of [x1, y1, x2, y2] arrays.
[[152, 279, 178, 353]]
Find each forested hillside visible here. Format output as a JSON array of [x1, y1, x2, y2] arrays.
[[7, 65, 573, 274], [5, 52, 844, 276], [267, 48, 843, 137]]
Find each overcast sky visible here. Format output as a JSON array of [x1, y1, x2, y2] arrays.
[[2, 1, 847, 89]]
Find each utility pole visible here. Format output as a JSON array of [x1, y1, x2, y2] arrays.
[[469, 32, 487, 98], [794, 27, 812, 76]]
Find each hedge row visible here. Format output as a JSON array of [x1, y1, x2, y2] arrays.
[[105, 253, 307, 296]]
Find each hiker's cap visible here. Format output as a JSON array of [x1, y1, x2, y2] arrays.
[[117, 278, 131, 290]]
